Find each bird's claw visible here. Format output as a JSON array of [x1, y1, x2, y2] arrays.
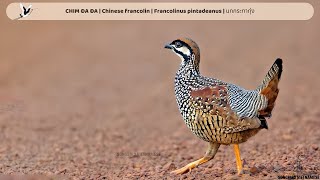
[[171, 166, 191, 175], [171, 162, 199, 175]]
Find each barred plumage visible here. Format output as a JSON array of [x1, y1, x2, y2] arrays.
[[227, 84, 268, 119], [165, 38, 283, 175]]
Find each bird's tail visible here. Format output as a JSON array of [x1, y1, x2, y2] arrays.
[[257, 58, 283, 117]]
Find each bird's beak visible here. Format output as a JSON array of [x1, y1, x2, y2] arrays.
[[164, 44, 173, 49]]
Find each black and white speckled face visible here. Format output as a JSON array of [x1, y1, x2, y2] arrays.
[[165, 40, 192, 62]]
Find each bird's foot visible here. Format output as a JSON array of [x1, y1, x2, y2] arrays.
[[171, 157, 207, 175]]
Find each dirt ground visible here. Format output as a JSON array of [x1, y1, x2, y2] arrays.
[[0, 0, 319, 179]]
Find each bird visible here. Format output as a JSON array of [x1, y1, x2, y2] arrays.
[[19, 3, 33, 18], [164, 38, 283, 175]]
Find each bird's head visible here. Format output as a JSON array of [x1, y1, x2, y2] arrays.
[[165, 38, 200, 72]]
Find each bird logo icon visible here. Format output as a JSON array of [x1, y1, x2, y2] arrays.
[[18, 3, 33, 19]]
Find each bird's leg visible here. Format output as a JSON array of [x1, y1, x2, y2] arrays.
[[171, 142, 220, 175], [233, 144, 243, 175]]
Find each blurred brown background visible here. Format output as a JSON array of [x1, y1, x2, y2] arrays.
[[0, 0, 319, 179]]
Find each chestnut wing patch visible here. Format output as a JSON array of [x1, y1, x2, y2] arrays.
[[190, 86, 231, 117], [190, 86, 259, 134]]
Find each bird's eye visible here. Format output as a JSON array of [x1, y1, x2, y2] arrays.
[[175, 42, 182, 48]]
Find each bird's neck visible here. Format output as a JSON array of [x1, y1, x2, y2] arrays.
[[176, 63, 200, 81], [174, 65, 199, 117]]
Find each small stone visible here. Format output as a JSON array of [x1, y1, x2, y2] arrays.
[[133, 163, 142, 169], [203, 168, 211, 174], [181, 174, 188, 179], [186, 155, 193, 160], [262, 171, 268, 176], [215, 167, 223, 172], [58, 168, 67, 174], [311, 144, 318, 151], [258, 164, 266, 170], [283, 161, 291, 166], [273, 165, 281, 172], [163, 162, 176, 171], [266, 165, 274, 171], [282, 134, 293, 140], [250, 150, 258, 155], [155, 165, 162, 172], [249, 165, 260, 174], [207, 163, 213, 168]]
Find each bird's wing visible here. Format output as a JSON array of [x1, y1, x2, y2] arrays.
[[190, 85, 261, 134], [227, 84, 268, 119]]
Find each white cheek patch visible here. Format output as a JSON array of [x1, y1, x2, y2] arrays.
[[176, 47, 191, 56]]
